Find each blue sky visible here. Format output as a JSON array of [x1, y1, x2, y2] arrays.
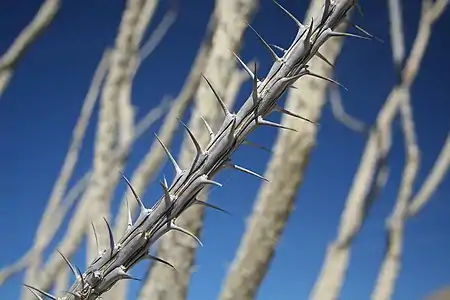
[[1, 0, 449, 300]]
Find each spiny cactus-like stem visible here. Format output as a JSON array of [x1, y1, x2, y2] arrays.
[[25, 1, 364, 299]]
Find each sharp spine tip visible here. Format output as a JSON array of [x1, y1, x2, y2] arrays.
[[23, 285, 56, 300], [271, 0, 304, 28], [194, 199, 231, 215], [228, 162, 268, 181], [154, 133, 183, 175], [245, 22, 281, 62], [170, 221, 203, 247], [201, 74, 231, 117], [257, 116, 298, 132]]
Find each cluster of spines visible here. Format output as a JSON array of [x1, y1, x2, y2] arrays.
[[24, 1, 378, 299]]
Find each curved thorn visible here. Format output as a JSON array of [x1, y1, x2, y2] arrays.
[[147, 254, 177, 269], [274, 105, 318, 125], [316, 51, 335, 69], [178, 118, 202, 156], [257, 116, 298, 132], [194, 199, 231, 215], [76, 266, 85, 288], [25, 286, 43, 300], [91, 221, 100, 256], [352, 23, 384, 43], [57, 249, 82, 281], [271, 0, 304, 28], [245, 22, 280, 61], [269, 43, 287, 54], [103, 217, 115, 258], [228, 162, 268, 181], [231, 51, 255, 79], [23, 285, 56, 300], [201, 74, 230, 116], [154, 134, 183, 175], [306, 70, 348, 91], [200, 116, 214, 142], [170, 221, 203, 247], [119, 171, 147, 212], [199, 175, 222, 187]]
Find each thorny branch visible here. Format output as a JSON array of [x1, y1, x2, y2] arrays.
[[23, 1, 363, 299]]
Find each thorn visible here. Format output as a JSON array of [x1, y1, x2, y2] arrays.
[[242, 140, 273, 153], [25, 286, 43, 300], [103, 217, 115, 258], [352, 23, 384, 43], [201, 74, 231, 116], [257, 116, 298, 132], [120, 171, 149, 214], [231, 51, 256, 80], [178, 118, 203, 156], [56, 250, 83, 284], [147, 254, 177, 269], [23, 285, 56, 300], [159, 181, 173, 208], [274, 105, 318, 125], [200, 116, 215, 144], [329, 31, 371, 40], [154, 134, 183, 175], [125, 196, 133, 229], [316, 51, 335, 69], [91, 221, 101, 256], [163, 175, 169, 188], [227, 162, 268, 181], [271, 0, 304, 28], [194, 199, 231, 215], [269, 43, 287, 54], [199, 175, 222, 187], [245, 22, 281, 62], [305, 70, 348, 91], [170, 221, 203, 247], [117, 267, 141, 281]]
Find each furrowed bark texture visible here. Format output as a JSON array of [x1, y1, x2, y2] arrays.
[[218, 1, 349, 300], [106, 17, 216, 300], [138, 1, 259, 299], [310, 1, 449, 299], [32, 1, 357, 299], [0, 0, 60, 100]]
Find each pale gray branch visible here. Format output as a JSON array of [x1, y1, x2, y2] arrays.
[[408, 133, 450, 217], [0, 0, 60, 99], [329, 85, 368, 133]]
